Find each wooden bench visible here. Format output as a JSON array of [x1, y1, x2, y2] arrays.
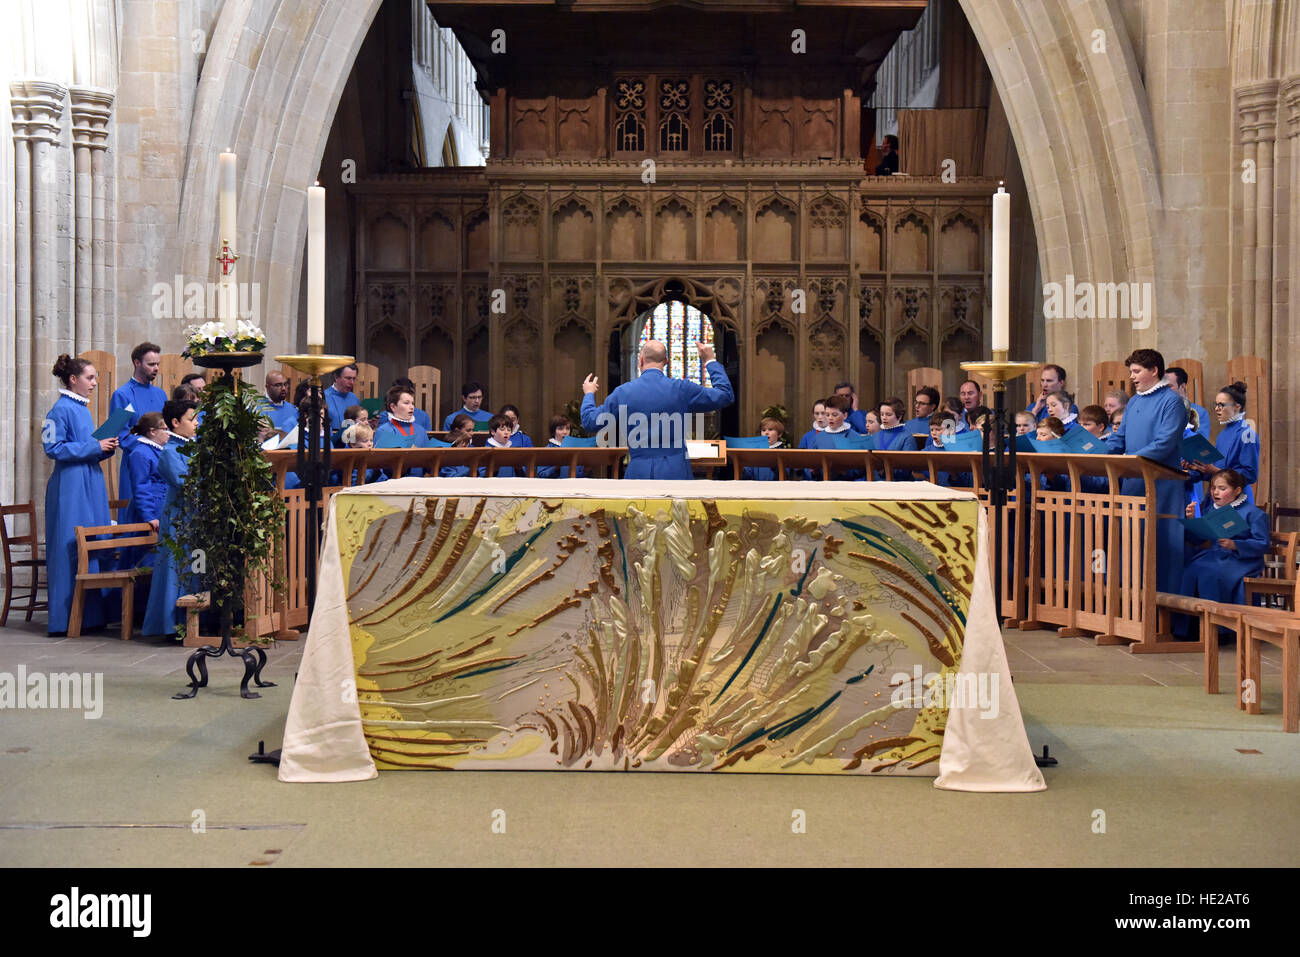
[[1242, 531, 1299, 610], [0, 502, 47, 626], [1241, 614, 1299, 732], [70, 522, 157, 639]]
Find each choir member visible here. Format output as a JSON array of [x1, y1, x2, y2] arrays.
[[372, 385, 422, 447], [260, 371, 298, 434], [580, 339, 733, 480], [797, 400, 827, 449], [1076, 406, 1110, 493], [121, 412, 169, 568], [942, 396, 968, 433], [499, 404, 533, 447], [142, 397, 199, 638], [1180, 469, 1269, 607], [1184, 381, 1259, 505], [1044, 391, 1078, 433], [439, 413, 474, 478], [1026, 364, 1075, 422], [812, 396, 863, 480], [343, 404, 368, 429], [1103, 390, 1128, 418], [863, 409, 881, 435], [833, 382, 867, 433], [903, 387, 940, 436], [742, 418, 785, 481], [537, 414, 582, 478], [485, 414, 519, 478], [1165, 367, 1209, 438], [1014, 410, 1037, 436], [442, 381, 492, 431], [323, 364, 358, 431], [342, 423, 373, 449], [958, 380, 983, 420], [875, 398, 912, 451], [375, 378, 433, 433], [44, 355, 118, 635], [109, 342, 166, 509], [1105, 349, 1188, 591]]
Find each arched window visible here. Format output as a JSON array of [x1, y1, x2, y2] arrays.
[[630, 299, 716, 387]]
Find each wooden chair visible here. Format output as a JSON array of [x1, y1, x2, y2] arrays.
[[157, 353, 194, 398], [69, 522, 157, 639], [80, 349, 118, 500], [906, 366, 942, 407], [1093, 361, 1131, 407], [408, 365, 442, 429], [1023, 363, 1045, 408], [1171, 358, 1204, 408], [1241, 615, 1299, 732], [1227, 354, 1268, 507], [966, 373, 994, 406], [178, 592, 212, 647], [279, 364, 310, 402], [1243, 531, 1299, 610], [0, 503, 46, 626], [354, 362, 380, 402]]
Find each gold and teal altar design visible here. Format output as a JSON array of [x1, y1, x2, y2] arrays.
[[279, 479, 1044, 791]]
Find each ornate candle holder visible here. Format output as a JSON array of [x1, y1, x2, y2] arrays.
[[274, 345, 355, 616]]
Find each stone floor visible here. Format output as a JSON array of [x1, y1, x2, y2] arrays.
[[0, 615, 1295, 867]]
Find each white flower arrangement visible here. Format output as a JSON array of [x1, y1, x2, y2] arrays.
[[182, 319, 267, 358]]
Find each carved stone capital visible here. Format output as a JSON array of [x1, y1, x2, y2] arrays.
[[1236, 80, 1280, 145], [69, 86, 114, 151], [1281, 76, 1300, 137], [10, 79, 67, 144]]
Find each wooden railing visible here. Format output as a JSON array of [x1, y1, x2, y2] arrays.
[[240, 445, 1187, 653]]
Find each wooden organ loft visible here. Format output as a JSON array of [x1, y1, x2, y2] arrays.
[[345, 1, 1018, 433]]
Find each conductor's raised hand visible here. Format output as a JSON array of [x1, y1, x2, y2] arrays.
[[582, 373, 600, 395], [696, 342, 716, 364]]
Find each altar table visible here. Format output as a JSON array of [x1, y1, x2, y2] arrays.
[[279, 479, 1045, 792]]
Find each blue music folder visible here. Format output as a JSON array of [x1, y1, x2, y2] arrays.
[[724, 436, 771, 449], [560, 435, 599, 448], [939, 430, 984, 452], [1181, 505, 1247, 540], [829, 432, 874, 450], [1061, 427, 1107, 454], [1181, 431, 1223, 465], [93, 407, 134, 440]]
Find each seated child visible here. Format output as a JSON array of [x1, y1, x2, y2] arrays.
[[440, 413, 474, 478], [340, 422, 377, 484], [797, 400, 826, 449], [537, 414, 584, 478], [863, 409, 881, 435], [1076, 405, 1110, 493], [122, 412, 170, 569], [500, 404, 534, 447], [1036, 417, 1068, 491], [1014, 410, 1036, 437], [372, 385, 426, 478], [1180, 468, 1269, 608], [483, 413, 518, 477], [743, 417, 785, 481], [811, 395, 862, 480], [343, 404, 369, 429]]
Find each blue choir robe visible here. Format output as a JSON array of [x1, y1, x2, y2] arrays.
[[442, 407, 493, 431], [846, 409, 868, 434], [902, 415, 934, 439], [509, 429, 533, 448], [122, 439, 167, 568], [439, 462, 471, 478], [110, 378, 167, 508], [798, 428, 821, 450], [742, 443, 783, 481], [322, 385, 356, 432], [1180, 498, 1269, 606], [372, 420, 427, 478], [1190, 401, 1210, 438], [580, 361, 734, 480], [260, 397, 299, 434], [43, 392, 115, 634], [143, 436, 194, 636], [874, 424, 913, 481], [1189, 417, 1259, 505], [537, 438, 584, 479], [922, 436, 974, 488], [812, 427, 866, 481], [483, 437, 519, 478], [1105, 383, 1187, 591]]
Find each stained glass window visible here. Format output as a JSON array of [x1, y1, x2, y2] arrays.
[[634, 300, 715, 387]]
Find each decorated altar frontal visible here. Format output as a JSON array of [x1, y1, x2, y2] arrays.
[[279, 480, 1045, 792]]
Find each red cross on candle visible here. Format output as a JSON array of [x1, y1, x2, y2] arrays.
[[217, 241, 238, 275]]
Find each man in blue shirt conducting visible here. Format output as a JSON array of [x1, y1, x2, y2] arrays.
[[581, 340, 733, 480]]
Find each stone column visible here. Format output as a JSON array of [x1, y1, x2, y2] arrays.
[[1285, 76, 1300, 364], [70, 88, 114, 355], [10, 80, 67, 508], [1237, 81, 1279, 357]]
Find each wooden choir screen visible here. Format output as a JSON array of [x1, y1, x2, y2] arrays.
[[1227, 354, 1269, 507], [408, 365, 442, 428], [906, 367, 942, 408], [80, 350, 118, 500], [1092, 361, 1131, 407], [1172, 358, 1204, 408]]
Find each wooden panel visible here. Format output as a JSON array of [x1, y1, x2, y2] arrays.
[[906, 366, 942, 407], [407, 365, 442, 428], [354, 362, 381, 402], [1093, 361, 1131, 407], [157, 353, 194, 398], [1172, 358, 1204, 407]]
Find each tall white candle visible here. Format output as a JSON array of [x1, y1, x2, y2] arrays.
[[991, 185, 1010, 353], [307, 183, 325, 347], [218, 151, 238, 321]]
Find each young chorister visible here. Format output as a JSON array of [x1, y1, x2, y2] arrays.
[[1076, 405, 1110, 493], [1044, 391, 1077, 433], [797, 400, 827, 449], [484, 414, 519, 478], [43, 355, 119, 635], [372, 384, 426, 477], [499, 404, 533, 447], [439, 413, 474, 478], [1184, 381, 1259, 505], [742, 418, 785, 481], [142, 397, 199, 638], [1180, 468, 1270, 607], [1014, 410, 1037, 437], [537, 414, 584, 478], [121, 412, 170, 569]]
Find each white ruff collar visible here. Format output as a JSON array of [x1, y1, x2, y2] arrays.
[[388, 415, 415, 425], [1059, 412, 1078, 426], [138, 437, 165, 450], [167, 431, 191, 442], [1136, 379, 1169, 397], [824, 423, 850, 434], [487, 437, 509, 448], [59, 388, 89, 405], [1213, 494, 1248, 510], [1228, 412, 1245, 423]]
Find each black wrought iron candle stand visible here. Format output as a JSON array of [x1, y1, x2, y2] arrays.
[[173, 351, 276, 700]]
